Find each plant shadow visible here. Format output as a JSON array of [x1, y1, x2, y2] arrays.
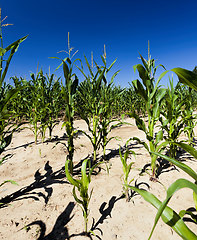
[[0, 161, 68, 208], [182, 207, 197, 224], [23, 201, 75, 240], [69, 195, 124, 240]]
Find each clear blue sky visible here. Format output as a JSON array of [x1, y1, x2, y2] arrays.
[[1, 0, 197, 87]]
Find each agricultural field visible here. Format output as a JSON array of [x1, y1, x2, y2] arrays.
[[1, 9, 197, 240], [0, 119, 196, 240]]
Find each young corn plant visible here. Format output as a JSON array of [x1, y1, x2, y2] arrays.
[[159, 78, 186, 158], [0, 8, 27, 155], [76, 73, 103, 164], [65, 158, 97, 234], [96, 56, 123, 161], [131, 53, 168, 178], [119, 145, 135, 201], [54, 57, 78, 174], [76, 55, 121, 165]]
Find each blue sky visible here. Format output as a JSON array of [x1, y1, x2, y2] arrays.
[[1, 0, 197, 87]]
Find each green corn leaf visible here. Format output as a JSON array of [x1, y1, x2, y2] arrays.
[[62, 60, 69, 81], [110, 70, 120, 83], [0, 88, 19, 112], [73, 186, 83, 204], [139, 54, 148, 71], [0, 47, 6, 56], [5, 35, 28, 52], [89, 161, 101, 176], [126, 162, 134, 178], [65, 160, 80, 188], [129, 186, 197, 240], [119, 147, 125, 166], [81, 159, 90, 189], [0, 180, 18, 188], [129, 112, 147, 133], [171, 68, 197, 91], [84, 55, 94, 78], [156, 88, 166, 103], [132, 79, 148, 102], [149, 179, 197, 240], [152, 152, 197, 182], [135, 64, 149, 86], [0, 35, 28, 86], [194, 191, 197, 211], [155, 140, 169, 153], [0, 133, 13, 154], [71, 76, 78, 95], [107, 58, 117, 72], [155, 130, 163, 145], [150, 71, 169, 100], [152, 102, 160, 119], [51, 57, 68, 71]]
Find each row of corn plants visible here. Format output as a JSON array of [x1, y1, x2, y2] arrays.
[[122, 51, 197, 239]]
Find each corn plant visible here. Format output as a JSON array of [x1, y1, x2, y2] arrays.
[[76, 55, 121, 165], [159, 78, 186, 158], [119, 145, 135, 201], [52, 57, 78, 174], [0, 8, 27, 155], [96, 57, 124, 161], [65, 158, 98, 233], [131, 53, 168, 178]]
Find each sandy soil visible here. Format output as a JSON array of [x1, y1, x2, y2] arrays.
[[0, 118, 197, 240]]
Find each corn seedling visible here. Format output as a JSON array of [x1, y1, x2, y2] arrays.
[[65, 158, 98, 233], [119, 145, 135, 201]]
